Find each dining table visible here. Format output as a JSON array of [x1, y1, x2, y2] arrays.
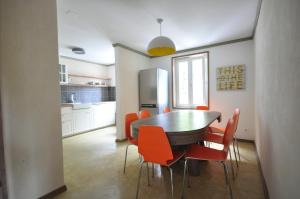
[[131, 110, 222, 176]]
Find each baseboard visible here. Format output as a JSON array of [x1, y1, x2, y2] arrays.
[[115, 138, 127, 142], [236, 138, 255, 143], [254, 143, 270, 199], [63, 124, 115, 138], [38, 185, 67, 199]]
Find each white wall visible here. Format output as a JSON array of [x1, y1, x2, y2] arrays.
[[254, 0, 300, 198], [0, 0, 65, 198], [107, 65, 116, 87], [114, 47, 150, 140], [150, 40, 254, 140]]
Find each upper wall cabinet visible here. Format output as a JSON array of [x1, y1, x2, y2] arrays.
[[59, 64, 68, 84]]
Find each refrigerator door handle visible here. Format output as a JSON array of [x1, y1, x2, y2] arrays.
[[141, 104, 157, 108]]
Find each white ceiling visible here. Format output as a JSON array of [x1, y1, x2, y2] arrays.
[[57, 0, 259, 65]]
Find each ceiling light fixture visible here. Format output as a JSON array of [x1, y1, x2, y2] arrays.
[[147, 18, 176, 56], [72, 47, 85, 54]]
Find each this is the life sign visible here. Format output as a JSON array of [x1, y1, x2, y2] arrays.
[[216, 65, 245, 90]]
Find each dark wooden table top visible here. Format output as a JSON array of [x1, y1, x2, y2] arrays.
[[131, 110, 221, 145]]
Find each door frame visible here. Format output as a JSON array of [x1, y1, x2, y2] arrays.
[[0, 92, 8, 199]]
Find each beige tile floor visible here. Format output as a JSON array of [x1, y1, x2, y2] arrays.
[[54, 126, 265, 199]]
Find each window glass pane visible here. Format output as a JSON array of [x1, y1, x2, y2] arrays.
[[192, 59, 204, 105], [173, 52, 209, 108], [178, 61, 189, 105]]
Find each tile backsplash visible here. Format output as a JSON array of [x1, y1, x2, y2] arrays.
[[61, 85, 115, 103]]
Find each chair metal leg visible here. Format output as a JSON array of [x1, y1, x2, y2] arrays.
[[228, 147, 235, 180], [169, 167, 174, 199], [181, 159, 188, 199], [232, 141, 239, 168], [146, 162, 150, 186], [152, 163, 155, 178], [222, 161, 229, 185], [186, 161, 191, 188], [235, 137, 241, 161], [138, 154, 141, 162], [136, 161, 144, 199], [123, 144, 130, 174], [222, 161, 233, 199]]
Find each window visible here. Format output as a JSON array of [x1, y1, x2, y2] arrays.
[[172, 52, 209, 108]]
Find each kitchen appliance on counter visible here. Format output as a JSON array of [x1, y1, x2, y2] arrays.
[[69, 93, 76, 103], [139, 68, 168, 115]]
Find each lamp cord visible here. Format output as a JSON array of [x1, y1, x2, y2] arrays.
[[157, 18, 163, 36], [160, 23, 162, 36]]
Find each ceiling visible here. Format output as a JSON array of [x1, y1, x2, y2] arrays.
[[57, 0, 260, 65]]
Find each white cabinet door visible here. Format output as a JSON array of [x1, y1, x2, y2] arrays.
[[100, 102, 116, 127], [92, 102, 116, 129], [105, 102, 116, 126], [73, 108, 92, 133], [92, 105, 105, 129], [61, 103, 115, 136], [62, 120, 73, 136], [59, 64, 68, 84], [61, 108, 73, 137]]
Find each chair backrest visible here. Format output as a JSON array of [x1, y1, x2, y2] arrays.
[[163, 107, 171, 113], [138, 126, 173, 166], [125, 113, 139, 139], [222, 119, 235, 153], [196, 106, 209, 110], [139, 110, 151, 119], [232, 108, 240, 133]]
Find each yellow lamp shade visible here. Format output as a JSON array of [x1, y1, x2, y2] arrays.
[[147, 36, 176, 56]]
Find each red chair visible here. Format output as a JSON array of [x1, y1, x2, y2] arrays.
[[139, 110, 151, 119], [205, 108, 241, 168], [123, 113, 139, 173], [195, 105, 209, 110], [181, 119, 235, 199], [136, 126, 185, 199], [163, 107, 171, 113]]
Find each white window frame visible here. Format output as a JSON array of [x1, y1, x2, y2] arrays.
[[172, 52, 209, 109]]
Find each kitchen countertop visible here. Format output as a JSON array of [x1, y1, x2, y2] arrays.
[[61, 101, 115, 108]]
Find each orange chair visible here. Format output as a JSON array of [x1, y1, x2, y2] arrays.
[[136, 126, 185, 199], [196, 105, 209, 110], [139, 110, 151, 119], [181, 119, 235, 199], [163, 107, 171, 113], [205, 108, 241, 168], [123, 113, 139, 174]]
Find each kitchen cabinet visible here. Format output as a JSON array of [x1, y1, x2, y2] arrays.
[[101, 102, 116, 126], [92, 105, 105, 129], [73, 108, 93, 133], [61, 102, 116, 137], [62, 120, 73, 136], [92, 102, 116, 128], [59, 64, 68, 84], [61, 107, 73, 136]]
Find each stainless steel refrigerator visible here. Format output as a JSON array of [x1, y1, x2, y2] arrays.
[[139, 68, 168, 115]]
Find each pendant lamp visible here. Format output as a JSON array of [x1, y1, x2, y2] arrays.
[[147, 18, 176, 56]]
